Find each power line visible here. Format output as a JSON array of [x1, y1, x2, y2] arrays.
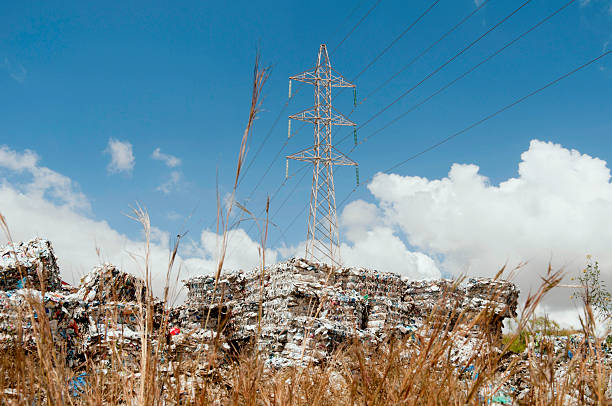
[[247, 166, 308, 233], [237, 85, 304, 189], [330, 0, 488, 145], [338, 0, 578, 150], [355, 0, 533, 133], [240, 1, 533, 248], [203, 0, 386, 239], [271, 0, 533, 243], [265, 3, 451, 247], [357, 0, 489, 107], [333, 49, 611, 212], [331, 0, 384, 54], [270, 168, 310, 219], [328, 0, 369, 44], [348, 0, 442, 85]]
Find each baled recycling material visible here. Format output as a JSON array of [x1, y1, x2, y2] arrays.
[[2, 237, 611, 403]]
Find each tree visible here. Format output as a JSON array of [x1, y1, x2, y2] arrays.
[[572, 256, 612, 322]]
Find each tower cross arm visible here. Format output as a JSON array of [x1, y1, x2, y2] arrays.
[[290, 69, 319, 86], [286, 146, 357, 167], [289, 69, 355, 88], [329, 147, 358, 166], [330, 70, 355, 88], [289, 107, 356, 126], [286, 146, 319, 163]]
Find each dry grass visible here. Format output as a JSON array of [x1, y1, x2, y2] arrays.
[[0, 265, 609, 405]]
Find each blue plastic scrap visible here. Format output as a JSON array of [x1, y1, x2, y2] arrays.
[[69, 372, 87, 397], [490, 395, 512, 404]]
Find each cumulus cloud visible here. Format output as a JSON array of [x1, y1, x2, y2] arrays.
[[105, 138, 135, 174], [0, 145, 272, 302], [0, 146, 89, 211], [151, 148, 181, 168], [364, 139, 612, 323], [183, 228, 279, 276], [5, 139, 611, 326], [339, 200, 440, 279], [0, 146, 172, 292]]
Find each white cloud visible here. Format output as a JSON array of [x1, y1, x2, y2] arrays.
[[0, 146, 38, 171], [0, 146, 89, 211], [183, 228, 278, 276], [0, 145, 272, 303], [363, 139, 612, 325], [2, 57, 27, 83], [339, 200, 440, 279], [157, 170, 181, 194], [6, 140, 612, 327], [105, 138, 135, 174], [151, 148, 181, 168], [151, 148, 183, 194]]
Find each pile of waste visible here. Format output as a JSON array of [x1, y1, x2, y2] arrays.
[[0, 240, 157, 369], [181, 258, 520, 367], [2, 238, 611, 404], [0, 238, 61, 291], [74, 263, 146, 303], [0, 239, 520, 370]]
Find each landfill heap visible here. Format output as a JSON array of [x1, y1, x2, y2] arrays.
[[0, 240, 155, 368], [0, 239, 519, 370], [0, 238, 61, 291], [182, 258, 519, 367]]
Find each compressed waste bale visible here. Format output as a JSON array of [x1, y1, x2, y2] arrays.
[[182, 258, 520, 367], [0, 252, 161, 369], [75, 264, 147, 303], [0, 238, 61, 291]]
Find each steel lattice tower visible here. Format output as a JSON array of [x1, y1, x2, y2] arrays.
[[287, 44, 357, 267]]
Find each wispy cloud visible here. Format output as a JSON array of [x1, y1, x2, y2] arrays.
[[166, 210, 183, 221], [151, 147, 182, 193], [157, 170, 181, 194], [151, 147, 181, 167], [579, 0, 612, 11], [2, 57, 27, 83], [105, 138, 135, 174]]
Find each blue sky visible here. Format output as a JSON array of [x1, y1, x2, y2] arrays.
[[1, 0, 612, 316]]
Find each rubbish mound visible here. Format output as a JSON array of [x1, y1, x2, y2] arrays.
[[75, 263, 146, 303], [0, 239, 519, 371], [0, 238, 61, 291], [0, 242, 152, 369], [182, 258, 520, 367]]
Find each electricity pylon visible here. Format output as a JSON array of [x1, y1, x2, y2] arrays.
[[287, 44, 357, 267]]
